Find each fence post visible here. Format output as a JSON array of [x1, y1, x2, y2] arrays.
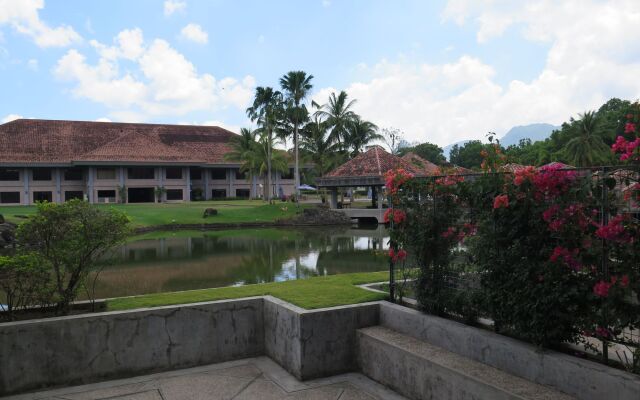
[[600, 166, 610, 363], [388, 193, 395, 303]]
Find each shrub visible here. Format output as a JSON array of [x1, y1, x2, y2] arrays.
[[16, 200, 131, 314], [0, 253, 53, 321]]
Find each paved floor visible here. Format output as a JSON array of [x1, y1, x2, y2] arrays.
[[5, 357, 406, 400]]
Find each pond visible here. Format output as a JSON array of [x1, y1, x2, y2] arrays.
[[89, 225, 389, 299]]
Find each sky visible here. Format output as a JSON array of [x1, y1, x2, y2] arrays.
[[0, 0, 639, 147]]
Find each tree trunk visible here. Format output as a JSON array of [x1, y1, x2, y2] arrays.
[[294, 123, 300, 205], [267, 130, 272, 203]]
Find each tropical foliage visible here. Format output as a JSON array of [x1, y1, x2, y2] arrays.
[[233, 72, 380, 192]]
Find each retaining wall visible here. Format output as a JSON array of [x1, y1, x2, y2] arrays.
[[379, 302, 640, 400]]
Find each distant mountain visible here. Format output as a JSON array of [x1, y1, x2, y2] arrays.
[[443, 140, 473, 160], [499, 123, 559, 147], [443, 123, 560, 160]]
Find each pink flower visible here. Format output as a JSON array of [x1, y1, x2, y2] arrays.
[[596, 215, 630, 243], [620, 275, 630, 288], [388, 248, 396, 261], [624, 122, 637, 134], [595, 326, 611, 338], [397, 249, 407, 261], [549, 246, 581, 270], [593, 280, 612, 298], [442, 226, 456, 238], [493, 194, 509, 209]]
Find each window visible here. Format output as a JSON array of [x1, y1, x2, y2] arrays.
[[281, 168, 294, 180], [166, 189, 183, 201], [189, 167, 202, 180], [33, 191, 52, 202], [0, 192, 20, 204], [97, 190, 116, 203], [127, 167, 155, 180], [211, 189, 226, 199], [165, 167, 183, 180], [210, 168, 226, 180], [235, 188, 250, 198], [63, 168, 84, 181], [32, 168, 52, 181], [235, 169, 247, 180], [64, 191, 84, 201], [96, 168, 117, 180], [0, 168, 19, 181]]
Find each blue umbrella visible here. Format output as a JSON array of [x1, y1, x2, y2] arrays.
[[298, 184, 317, 191]]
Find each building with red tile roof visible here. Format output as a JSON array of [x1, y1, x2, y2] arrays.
[[0, 119, 295, 205], [400, 152, 441, 175]]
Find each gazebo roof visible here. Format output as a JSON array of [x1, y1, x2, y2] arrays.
[[317, 146, 424, 187], [401, 152, 440, 175]]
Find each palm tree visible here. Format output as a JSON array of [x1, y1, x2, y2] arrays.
[[300, 116, 341, 177], [247, 87, 284, 202], [314, 91, 357, 151], [563, 111, 610, 166], [225, 127, 260, 183], [280, 71, 314, 200], [345, 116, 380, 157]]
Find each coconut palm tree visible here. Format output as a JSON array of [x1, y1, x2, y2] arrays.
[[225, 127, 260, 182], [247, 87, 284, 202], [563, 111, 610, 166], [280, 71, 314, 199], [314, 91, 357, 151], [345, 116, 380, 157], [300, 116, 342, 177]]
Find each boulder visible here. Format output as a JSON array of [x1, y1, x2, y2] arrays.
[[203, 208, 218, 218]]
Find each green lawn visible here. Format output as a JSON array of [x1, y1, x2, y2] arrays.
[[107, 271, 389, 311], [0, 200, 307, 228]]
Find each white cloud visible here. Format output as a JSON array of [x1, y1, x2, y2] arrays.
[[1, 113, 22, 123], [95, 117, 112, 122], [180, 23, 208, 44], [53, 28, 255, 122], [0, 0, 81, 47], [313, 0, 640, 147], [27, 58, 38, 71], [164, 0, 186, 16]]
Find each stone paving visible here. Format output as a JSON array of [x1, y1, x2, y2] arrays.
[[4, 357, 406, 400]]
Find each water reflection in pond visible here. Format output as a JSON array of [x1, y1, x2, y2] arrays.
[[91, 225, 389, 299]]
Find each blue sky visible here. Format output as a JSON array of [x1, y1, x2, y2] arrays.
[[0, 0, 639, 146]]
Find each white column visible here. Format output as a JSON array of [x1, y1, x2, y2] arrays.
[[87, 167, 94, 203], [228, 168, 234, 198], [23, 167, 30, 205], [184, 167, 190, 202], [55, 168, 62, 203], [204, 168, 210, 200]]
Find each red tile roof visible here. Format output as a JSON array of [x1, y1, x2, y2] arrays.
[[325, 146, 425, 178], [400, 152, 440, 175], [0, 119, 239, 165]]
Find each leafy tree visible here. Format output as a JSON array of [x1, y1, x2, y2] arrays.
[[314, 91, 357, 150], [247, 87, 285, 202], [399, 142, 446, 165], [381, 127, 405, 155], [345, 116, 380, 156], [0, 253, 52, 321], [280, 71, 314, 198], [562, 111, 611, 166], [16, 200, 130, 314], [449, 140, 490, 169]]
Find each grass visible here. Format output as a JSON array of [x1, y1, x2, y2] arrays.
[[129, 227, 302, 241], [106, 271, 389, 311], [0, 200, 308, 228]]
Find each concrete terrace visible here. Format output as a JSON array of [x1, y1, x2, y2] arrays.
[[5, 357, 406, 400]]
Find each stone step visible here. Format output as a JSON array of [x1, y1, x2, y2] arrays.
[[357, 326, 575, 400]]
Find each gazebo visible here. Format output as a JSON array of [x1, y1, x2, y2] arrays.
[[316, 146, 427, 213]]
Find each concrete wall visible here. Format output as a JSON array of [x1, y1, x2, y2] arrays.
[[263, 297, 379, 380], [0, 298, 265, 395], [379, 302, 640, 400], [0, 296, 380, 395]]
